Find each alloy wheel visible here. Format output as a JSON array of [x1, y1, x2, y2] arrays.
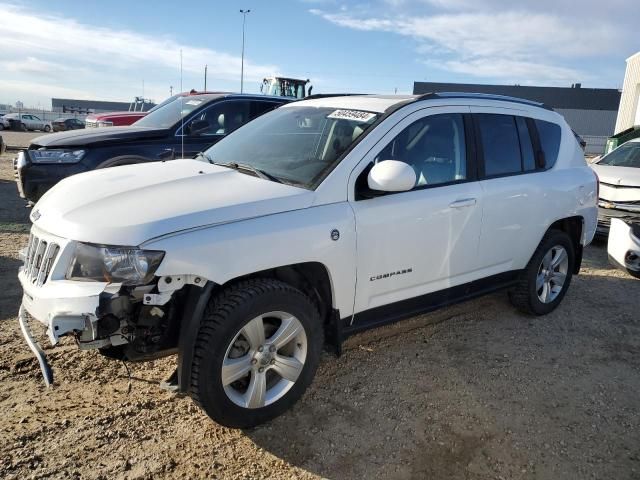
[[221, 311, 307, 409], [536, 245, 569, 303]]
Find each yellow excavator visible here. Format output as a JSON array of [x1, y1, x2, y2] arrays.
[[261, 77, 312, 99]]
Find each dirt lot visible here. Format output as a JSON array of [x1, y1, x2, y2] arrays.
[[0, 142, 639, 480]]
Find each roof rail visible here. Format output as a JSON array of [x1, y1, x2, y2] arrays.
[[417, 91, 553, 110], [301, 93, 366, 101]]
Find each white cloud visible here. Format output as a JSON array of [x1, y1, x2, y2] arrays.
[[310, 5, 630, 85], [0, 4, 280, 106]]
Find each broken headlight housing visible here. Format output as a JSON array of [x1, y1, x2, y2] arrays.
[[30, 149, 87, 164], [66, 243, 165, 286]]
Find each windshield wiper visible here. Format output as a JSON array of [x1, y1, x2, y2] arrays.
[[214, 161, 283, 184], [195, 151, 212, 163]]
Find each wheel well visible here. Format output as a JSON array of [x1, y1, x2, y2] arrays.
[[229, 262, 334, 324], [547, 216, 584, 273]]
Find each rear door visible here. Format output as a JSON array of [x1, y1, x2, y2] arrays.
[[470, 108, 549, 275]]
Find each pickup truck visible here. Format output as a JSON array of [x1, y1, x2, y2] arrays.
[[17, 92, 597, 428]]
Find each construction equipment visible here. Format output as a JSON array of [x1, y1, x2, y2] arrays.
[[261, 77, 312, 99]]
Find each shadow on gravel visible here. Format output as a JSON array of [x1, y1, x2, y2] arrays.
[[0, 177, 30, 226], [245, 267, 640, 479], [0, 255, 22, 321]]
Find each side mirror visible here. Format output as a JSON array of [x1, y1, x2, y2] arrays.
[[368, 160, 416, 192]]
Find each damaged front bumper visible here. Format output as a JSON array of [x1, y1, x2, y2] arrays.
[[607, 218, 640, 277], [596, 200, 640, 236]]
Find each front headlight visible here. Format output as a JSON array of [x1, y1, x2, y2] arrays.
[[66, 243, 164, 286], [30, 149, 86, 164], [97, 121, 114, 127]]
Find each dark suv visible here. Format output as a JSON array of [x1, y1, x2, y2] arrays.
[[15, 92, 290, 202]]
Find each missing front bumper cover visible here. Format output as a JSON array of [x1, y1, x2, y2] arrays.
[[18, 304, 53, 387]]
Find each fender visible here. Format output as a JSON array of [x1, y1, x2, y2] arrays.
[[177, 281, 215, 393]]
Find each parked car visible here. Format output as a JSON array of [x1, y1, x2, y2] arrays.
[[590, 138, 640, 236], [14, 93, 290, 202], [608, 218, 640, 279], [52, 118, 85, 132], [84, 111, 148, 128], [17, 93, 597, 428], [0, 113, 51, 132]]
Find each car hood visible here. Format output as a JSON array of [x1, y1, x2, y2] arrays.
[[30, 125, 168, 148], [32, 159, 314, 245], [591, 164, 640, 202]]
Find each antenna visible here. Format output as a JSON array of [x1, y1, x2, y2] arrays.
[[180, 49, 184, 159]]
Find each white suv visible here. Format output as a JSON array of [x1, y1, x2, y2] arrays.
[[18, 93, 597, 427]]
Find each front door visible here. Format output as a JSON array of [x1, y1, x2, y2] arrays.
[[350, 108, 483, 320]]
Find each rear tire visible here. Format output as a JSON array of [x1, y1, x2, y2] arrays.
[[20, 123, 27, 132], [44, 125, 51, 132], [191, 278, 323, 428], [509, 230, 575, 315]]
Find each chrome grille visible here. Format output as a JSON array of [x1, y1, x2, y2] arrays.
[[23, 233, 60, 286]]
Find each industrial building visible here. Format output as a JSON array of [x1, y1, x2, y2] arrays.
[[51, 97, 155, 114], [607, 52, 640, 152], [413, 82, 621, 155]]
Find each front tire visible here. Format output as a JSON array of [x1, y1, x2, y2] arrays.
[[191, 279, 323, 428], [509, 230, 575, 315]]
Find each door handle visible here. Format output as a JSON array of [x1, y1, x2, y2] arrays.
[[449, 198, 477, 208]]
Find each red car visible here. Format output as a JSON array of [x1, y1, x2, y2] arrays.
[[84, 111, 148, 128]]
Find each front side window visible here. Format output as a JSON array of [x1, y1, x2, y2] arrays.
[[477, 114, 522, 177], [375, 113, 467, 187], [183, 101, 250, 136], [203, 106, 379, 189], [598, 142, 640, 168]]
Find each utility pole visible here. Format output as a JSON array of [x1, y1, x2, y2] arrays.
[[170, 85, 173, 96], [239, 9, 251, 93], [204, 64, 208, 91]]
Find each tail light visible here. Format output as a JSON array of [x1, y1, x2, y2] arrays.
[[592, 169, 600, 200]]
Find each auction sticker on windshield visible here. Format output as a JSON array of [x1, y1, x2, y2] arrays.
[[328, 109, 376, 122]]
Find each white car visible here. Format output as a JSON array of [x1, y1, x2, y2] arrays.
[[18, 93, 597, 427], [592, 138, 640, 278], [0, 113, 52, 132], [591, 138, 640, 236]]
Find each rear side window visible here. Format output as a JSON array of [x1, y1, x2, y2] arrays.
[[534, 119, 561, 169], [476, 114, 521, 176]]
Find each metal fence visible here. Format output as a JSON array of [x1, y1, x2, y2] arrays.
[[581, 135, 608, 156]]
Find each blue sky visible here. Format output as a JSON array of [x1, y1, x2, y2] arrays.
[[1, 0, 636, 108]]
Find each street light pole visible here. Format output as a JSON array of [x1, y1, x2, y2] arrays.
[[240, 9, 250, 93]]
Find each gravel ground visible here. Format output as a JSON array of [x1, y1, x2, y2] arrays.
[[0, 150, 639, 480], [0, 130, 46, 149]]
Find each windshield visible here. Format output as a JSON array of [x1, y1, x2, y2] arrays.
[[598, 142, 640, 168], [134, 96, 210, 129], [203, 106, 379, 188]]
